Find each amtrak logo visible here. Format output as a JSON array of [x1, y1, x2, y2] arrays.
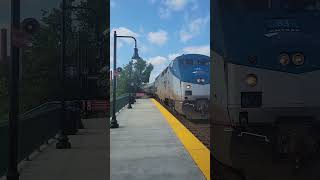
[[193, 67, 204, 74]]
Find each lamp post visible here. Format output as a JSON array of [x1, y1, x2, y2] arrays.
[[7, 0, 20, 179], [129, 81, 135, 105], [56, 1, 104, 147], [127, 61, 133, 109], [56, 0, 71, 149], [110, 31, 141, 128]]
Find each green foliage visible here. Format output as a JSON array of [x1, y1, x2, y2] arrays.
[[0, 0, 108, 119], [115, 58, 153, 97]]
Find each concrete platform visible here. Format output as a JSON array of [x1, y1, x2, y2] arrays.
[[110, 99, 205, 180], [1, 117, 109, 180]]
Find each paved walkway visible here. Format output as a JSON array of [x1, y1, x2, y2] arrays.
[[110, 99, 205, 180], [1, 117, 109, 180]]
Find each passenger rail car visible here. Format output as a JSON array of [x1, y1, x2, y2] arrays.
[[154, 54, 210, 119], [212, 0, 320, 180], [142, 82, 155, 97]]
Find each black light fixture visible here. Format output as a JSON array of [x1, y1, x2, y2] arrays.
[[21, 18, 40, 35], [132, 47, 140, 60]]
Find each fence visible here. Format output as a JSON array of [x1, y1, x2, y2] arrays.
[[0, 95, 129, 176], [0, 101, 62, 177], [109, 94, 129, 117]]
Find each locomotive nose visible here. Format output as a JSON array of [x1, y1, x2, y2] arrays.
[[193, 70, 209, 84], [196, 77, 209, 84]]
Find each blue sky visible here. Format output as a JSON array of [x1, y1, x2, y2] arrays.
[[110, 0, 210, 82]]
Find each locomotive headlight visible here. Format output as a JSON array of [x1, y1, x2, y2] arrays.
[[279, 53, 290, 65], [197, 78, 205, 83], [186, 85, 191, 89], [245, 74, 257, 87], [292, 53, 305, 65]]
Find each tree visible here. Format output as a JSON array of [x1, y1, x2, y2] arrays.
[[19, 0, 106, 111], [0, 0, 108, 117], [115, 58, 153, 96]]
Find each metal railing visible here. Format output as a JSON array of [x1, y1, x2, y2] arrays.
[[0, 101, 63, 176], [0, 97, 121, 176], [109, 94, 129, 117]]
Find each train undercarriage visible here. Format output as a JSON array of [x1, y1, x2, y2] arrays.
[[163, 98, 209, 120], [213, 116, 320, 180]]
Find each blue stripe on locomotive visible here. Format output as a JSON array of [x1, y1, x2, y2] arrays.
[[170, 54, 210, 84]]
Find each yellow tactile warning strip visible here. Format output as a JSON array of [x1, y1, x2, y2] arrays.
[[151, 99, 210, 180]]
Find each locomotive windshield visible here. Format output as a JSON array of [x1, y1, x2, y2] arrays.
[[198, 61, 210, 66], [181, 59, 210, 66], [183, 59, 194, 65], [280, 0, 320, 11], [224, 0, 320, 11]]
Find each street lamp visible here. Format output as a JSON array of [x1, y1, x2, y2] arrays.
[[129, 81, 135, 106], [127, 61, 133, 109], [110, 31, 141, 128], [56, 0, 71, 149], [56, 1, 104, 148]]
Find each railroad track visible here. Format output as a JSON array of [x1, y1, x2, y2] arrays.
[[156, 98, 210, 149]]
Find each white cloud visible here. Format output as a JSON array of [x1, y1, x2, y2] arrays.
[[164, 0, 189, 11], [158, 0, 198, 19], [168, 53, 181, 60], [110, 27, 139, 68], [111, 27, 139, 45], [180, 15, 209, 42], [147, 56, 170, 82], [180, 30, 193, 42], [147, 30, 168, 46], [148, 56, 168, 66], [182, 45, 210, 56]]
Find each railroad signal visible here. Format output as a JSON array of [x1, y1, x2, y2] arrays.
[[12, 18, 40, 48], [21, 18, 40, 35]]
